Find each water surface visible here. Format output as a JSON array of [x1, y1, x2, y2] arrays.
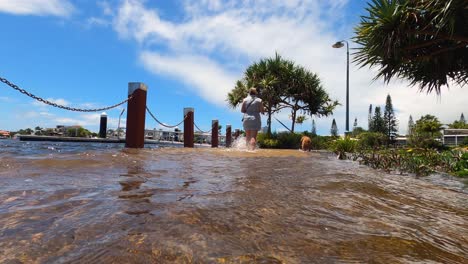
[[0, 139, 467, 263]]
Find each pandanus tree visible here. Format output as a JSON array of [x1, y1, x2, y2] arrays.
[[227, 56, 282, 135], [354, 0, 468, 93], [281, 63, 339, 133], [246, 57, 281, 135], [227, 53, 338, 134]]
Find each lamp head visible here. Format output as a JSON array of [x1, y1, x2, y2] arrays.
[[332, 41, 345, 48]]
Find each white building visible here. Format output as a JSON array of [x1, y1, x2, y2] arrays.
[[443, 129, 468, 146]]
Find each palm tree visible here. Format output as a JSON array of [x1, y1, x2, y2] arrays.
[[227, 54, 284, 135], [227, 80, 249, 109], [354, 0, 468, 93], [227, 53, 338, 134], [281, 64, 338, 133]]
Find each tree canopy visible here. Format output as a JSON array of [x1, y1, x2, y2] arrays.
[[368, 104, 373, 130], [371, 106, 386, 134], [448, 112, 468, 128], [311, 119, 317, 136], [331, 118, 339, 137], [354, 0, 468, 93], [409, 114, 444, 148], [383, 94, 398, 139], [407, 115, 415, 136], [414, 115, 443, 137]]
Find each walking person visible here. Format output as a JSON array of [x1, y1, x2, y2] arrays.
[[241, 87, 264, 150]]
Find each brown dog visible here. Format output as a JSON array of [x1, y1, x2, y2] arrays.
[[300, 136, 312, 151]]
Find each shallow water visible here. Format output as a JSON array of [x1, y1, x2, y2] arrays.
[[0, 139, 467, 263]]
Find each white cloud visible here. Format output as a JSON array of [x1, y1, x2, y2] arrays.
[[109, 0, 466, 135], [17, 99, 125, 132], [139, 51, 237, 106], [23, 111, 55, 119], [32, 98, 70, 107], [86, 17, 110, 27], [98, 1, 114, 16], [114, 0, 177, 43], [0, 96, 12, 102], [0, 0, 75, 17]]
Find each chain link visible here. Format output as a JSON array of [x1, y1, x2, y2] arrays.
[[147, 106, 213, 133], [194, 122, 213, 134], [146, 106, 187, 129], [1, 77, 133, 112]]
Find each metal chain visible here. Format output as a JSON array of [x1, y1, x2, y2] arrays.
[[1, 77, 133, 112], [146, 106, 187, 129], [194, 122, 213, 134]]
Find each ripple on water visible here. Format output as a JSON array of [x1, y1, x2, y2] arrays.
[[0, 143, 467, 263]]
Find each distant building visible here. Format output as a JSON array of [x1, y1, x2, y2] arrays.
[[443, 129, 468, 146], [41, 125, 84, 137], [0, 130, 10, 138], [394, 137, 408, 147], [145, 128, 182, 142], [143, 128, 226, 145]]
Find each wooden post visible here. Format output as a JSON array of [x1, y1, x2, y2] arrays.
[[184, 108, 194, 148], [211, 119, 219, 148], [99, 112, 107, 138], [226, 125, 232, 147], [125, 83, 147, 148], [234, 129, 240, 139]]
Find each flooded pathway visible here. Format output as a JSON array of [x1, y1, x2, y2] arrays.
[[0, 140, 467, 263]]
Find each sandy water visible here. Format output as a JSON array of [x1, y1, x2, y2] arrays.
[[0, 139, 467, 263]]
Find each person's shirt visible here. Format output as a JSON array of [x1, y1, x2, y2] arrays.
[[241, 95, 263, 116]]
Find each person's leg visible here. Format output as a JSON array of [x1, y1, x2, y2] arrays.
[[245, 130, 252, 149], [250, 130, 258, 150]]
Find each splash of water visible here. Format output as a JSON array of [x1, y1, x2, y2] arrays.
[[227, 136, 258, 152]]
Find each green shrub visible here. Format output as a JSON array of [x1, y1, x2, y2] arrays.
[[258, 132, 340, 150], [309, 135, 334, 150], [276, 132, 302, 149], [262, 139, 280, 148], [257, 133, 280, 148], [256, 132, 268, 144], [357, 132, 387, 149], [332, 138, 358, 159], [351, 147, 468, 177], [408, 134, 444, 150], [460, 137, 468, 147], [455, 170, 468, 177], [257, 133, 273, 148]]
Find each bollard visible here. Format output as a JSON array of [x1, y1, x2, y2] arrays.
[[125, 83, 147, 148], [226, 125, 232, 147], [211, 119, 219, 148], [184, 108, 194, 148], [99, 112, 107, 138], [234, 129, 240, 139]]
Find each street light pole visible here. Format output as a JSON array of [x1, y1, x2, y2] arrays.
[[332, 40, 350, 134]]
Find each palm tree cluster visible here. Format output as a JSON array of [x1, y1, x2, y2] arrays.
[[227, 53, 339, 134], [354, 0, 468, 93]]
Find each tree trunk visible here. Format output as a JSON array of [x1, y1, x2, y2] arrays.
[[267, 108, 272, 136], [267, 98, 272, 137], [290, 101, 299, 133], [291, 109, 297, 133]]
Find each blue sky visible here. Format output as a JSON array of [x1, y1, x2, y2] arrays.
[[0, 0, 465, 135]]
